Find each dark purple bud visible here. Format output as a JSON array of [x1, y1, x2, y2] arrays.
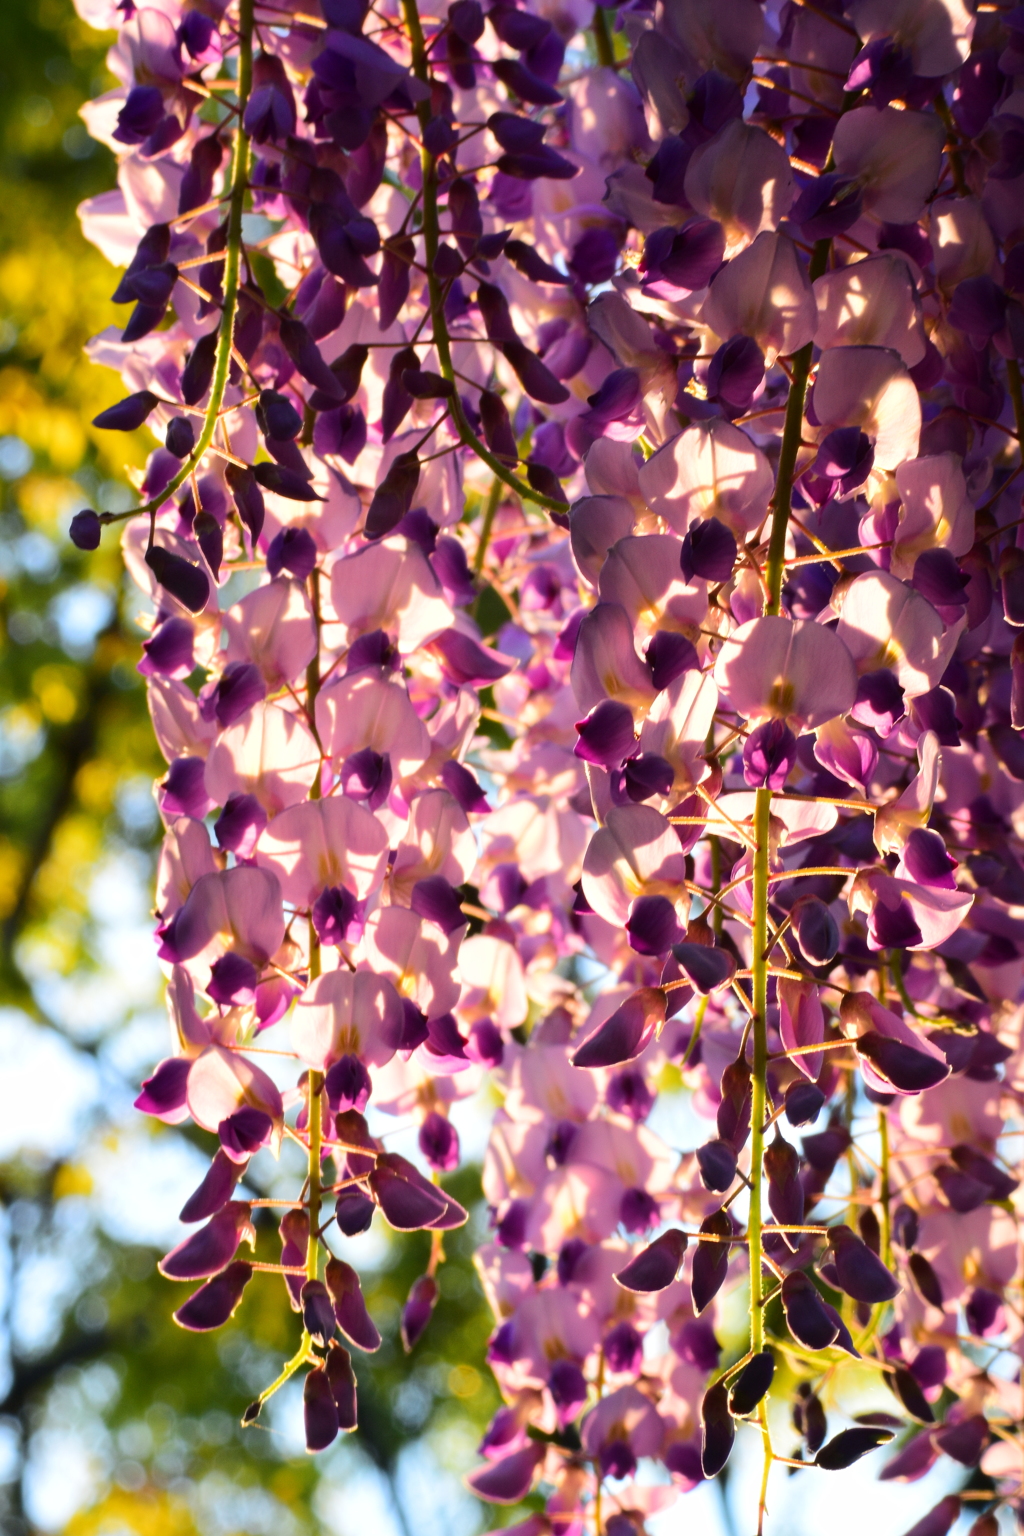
[[397, 999, 429, 1053], [691, 1209, 731, 1315], [488, 110, 545, 153], [700, 1381, 735, 1477], [707, 336, 764, 412], [645, 218, 725, 290], [674, 1316, 721, 1373], [765, 1131, 804, 1236], [948, 276, 1007, 340], [145, 544, 210, 613], [302, 1278, 338, 1347], [304, 1363, 340, 1452], [816, 1427, 893, 1470], [548, 1358, 588, 1424], [180, 331, 218, 406], [620, 752, 674, 804], [887, 1365, 934, 1425], [909, 1347, 947, 1391], [604, 1320, 644, 1375], [696, 1138, 737, 1192], [785, 1079, 825, 1127], [913, 547, 969, 611], [280, 315, 341, 398], [160, 755, 213, 819], [192, 509, 221, 582], [895, 1496, 963, 1536], [401, 1274, 438, 1351], [571, 987, 665, 1069], [670, 941, 737, 995], [505, 238, 566, 284], [465, 1444, 544, 1504], [218, 1106, 272, 1160], [891, 1203, 919, 1250], [173, 1260, 253, 1331], [478, 389, 519, 464], [613, 1228, 687, 1293], [213, 794, 267, 860], [370, 1152, 455, 1231], [252, 462, 322, 504], [569, 227, 621, 287], [934, 1414, 988, 1467], [827, 1225, 900, 1304], [606, 1066, 654, 1123], [135, 1055, 191, 1119], [803, 1123, 851, 1174], [791, 895, 840, 966], [908, 1252, 944, 1308], [626, 894, 680, 956], [180, 1150, 244, 1223], [796, 1387, 827, 1453], [325, 1257, 381, 1352], [619, 1186, 660, 1233], [851, 669, 905, 735], [491, 56, 561, 105], [325, 1342, 357, 1430], [69, 509, 102, 550], [380, 345, 418, 443], [717, 1056, 752, 1150], [335, 1190, 374, 1236], [526, 461, 564, 504], [418, 1109, 460, 1171], [159, 1202, 253, 1280], [265, 528, 317, 585], [792, 172, 863, 240], [680, 516, 737, 584], [164, 416, 195, 460], [501, 339, 570, 405], [812, 426, 874, 496], [743, 719, 798, 791], [647, 630, 698, 691], [366, 450, 420, 539], [93, 390, 159, 432], [781, 1271, 840, 1351], [911, 687, 961, 748], [224, 463, 264, 544], [423, 113, 457, 156], [728, 1350, 774, 1416], [324, 1053, 372, 1115], [466, 1018, 504, 1068], [256, 389, 302, 442], [336, 748, 390, 813], [856, 1032, 949, 1094], [208, 952, 258, 1007], [450, 0, 484, 40]]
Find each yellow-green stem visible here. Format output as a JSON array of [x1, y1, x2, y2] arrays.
[[473, 476, 503, 573], [399, 0, 569, 515], [763, 238, 830, 615], [592, 6, 615, 66]]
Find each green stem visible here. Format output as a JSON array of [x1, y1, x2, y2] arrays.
[[592, 6, 615, 66], [399, 0, 569, 516], [473, 476, 503, 573], [749, 786, 772, 1358], [878, 1105, 891, 1269], [764, 238, 830, 616], [113, 0, 253, 542]]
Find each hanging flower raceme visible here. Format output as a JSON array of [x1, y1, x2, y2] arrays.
[[73, 0, 1024, 1523]]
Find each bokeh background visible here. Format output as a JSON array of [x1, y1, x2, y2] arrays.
[[0, 7, 1000, 1535]]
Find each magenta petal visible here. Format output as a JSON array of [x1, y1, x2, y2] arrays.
[[135, 1056, 192, 1121], [159, 1202, 253, 1280], [465, 1444, 544, 1503]]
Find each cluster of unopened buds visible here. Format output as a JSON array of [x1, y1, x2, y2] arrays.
[[70, 0, 1024, 1527]]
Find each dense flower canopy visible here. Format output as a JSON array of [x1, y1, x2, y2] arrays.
[[70, 0, 1024, 1528]]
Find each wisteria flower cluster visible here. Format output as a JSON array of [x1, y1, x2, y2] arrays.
[[70, 0, 1024, 1527]]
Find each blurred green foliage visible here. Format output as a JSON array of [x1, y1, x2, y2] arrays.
[[0, 8, 498, 1535]]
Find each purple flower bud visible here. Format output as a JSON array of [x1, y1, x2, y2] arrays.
[[911, 685, 961, 746], [857, 1031, 949, 1093], [933, 1418, 988, 1469], [465, 1443, 544, 1504], [700, 1381, 734, 1478], [180, 1150, 245, 1223], [619, 1186, 660, 1233], [218, 1107, 272, 1160], [481, 862, 527, 912], [401, 1274, 438, 1351], [613, 1228, 687, 1292], [826, 1224, 900, 1304], [325, 1054, 372, 1114], [165, 415, 195, 460], [335, 1193, 375, 1241], [301, 1278, 338, 1347], [680, 516, 737, 584], [325, 1257, 381, 1352], [851, 669, 905, 735], [211, 661, 266, 729], [812, 427, 874, 496], [214, 794, 267, 859], [781, 1270, 840, 1350], [792, 895, 840, 965], [729, 1351, 775, 1416], [145, 544, 210, 613], [844, 37, 916, 105], [311, 884, 361, 947], [626, 894, 680, 955], [69, 509, 102, 550], [369, 1152, 455, 1231], [548, 1358, 587, 1423], [743, 719, 798, 790], [339, 747, 392, 810], [706, 336, 764, 413], [603, 1320, 644, 1375], [419, 1109, 460, 1171], [815, 1427, 893, 1470], [643, 218, 725, 290], [411, 875, 466, 934], [266, 526, 318, 581], [159, 1201, 253, 1280], [139, 616, 194, 679], [568, 226, 622, 286], [574, 699, 636, 767], [430, 627, 513, 686], [792, 172, 863, 240], [913, 547, 969, 610], [160, 756, 213, 819], [304, 1363, 340, 1452], [670, 941, 736, 995], [646, 630, 698, 691], [605, 1066, 654, 1122], [113, 84, 166, 145], [556, 1236, 588, 1285], [696, 1138, 737, 1192], [785, 1079, 825, 1127], [571, 988, 665, 1069], [92, 390, 159, 432], [173, 1261, 253, 1332], [208, 952, 258, 1007], [135, 1055, 191, 1119]]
